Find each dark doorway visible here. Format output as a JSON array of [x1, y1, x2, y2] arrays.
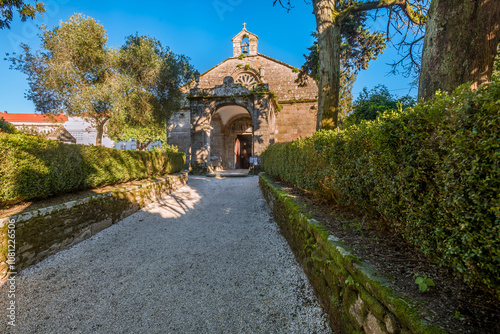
[[235, 135, 252, 169]]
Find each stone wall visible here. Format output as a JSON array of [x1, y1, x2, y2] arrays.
[[167, 109, 191, 164], [0, 173, 188, 282], [168, 53, 319, 170], [182, 54, 318, 101], [259, 174, 446, 334], [275, 102, 318, 143]]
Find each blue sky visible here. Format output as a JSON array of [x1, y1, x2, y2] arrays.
[[0, 0, 416, 114]]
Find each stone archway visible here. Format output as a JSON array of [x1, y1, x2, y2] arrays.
[[211, 105, 253, 169], [188, 76, 277, 171]]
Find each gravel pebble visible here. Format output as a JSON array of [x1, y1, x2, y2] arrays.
[[0, 176, 333, 333]]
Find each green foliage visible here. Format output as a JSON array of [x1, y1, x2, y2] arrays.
[[151, 144, 179, 154], [17, 124, 49, 137], [343, 84, 415, 126], [413, 274, 435, 292], [299, 12, 386, 82], [493, 44, 500, 82], [8, 16, 196, 148], [0, 132, 185, 205], [0, 117, 18, 134], [0, 0, 45, 29], [102, 34, 195, 150], [262, 81, 500, 298], [454, 311, 464, 320], [8, 14, 118, 145], [298, 12, 387, 120]]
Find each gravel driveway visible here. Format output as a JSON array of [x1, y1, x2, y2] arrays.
[[0, 176, 332, 333]]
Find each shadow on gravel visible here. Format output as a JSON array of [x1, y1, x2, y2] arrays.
[[144, 183, 202, 219]]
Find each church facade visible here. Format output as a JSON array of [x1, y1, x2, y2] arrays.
[[167, 26, 318, 171]]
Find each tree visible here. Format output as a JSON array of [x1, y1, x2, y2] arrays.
[[344, 84, 415, 125], [9, 14, 120, 146], [493, 44, 500, 82], [298, 12, 386, 122], [275, 0, 427, 130], [418, 0, 500, 101], [0, 118, 17, 134], [299, 37, 357, 120], [107, 35, 195, 150], [0, 0, 45, 29]]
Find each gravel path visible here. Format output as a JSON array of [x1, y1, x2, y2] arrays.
[[0, 176, 333, 333]]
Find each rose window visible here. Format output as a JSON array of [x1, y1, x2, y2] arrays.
[[236, 73, 257, 88]]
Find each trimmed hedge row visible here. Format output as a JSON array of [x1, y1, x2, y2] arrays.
[[261, 82, 500, 298], [0, 133, 185, 205]]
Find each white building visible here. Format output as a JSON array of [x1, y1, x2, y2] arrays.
[[1, 111, 67, 135], [1, 111, 162, 150], [63, 116, 115, 148]]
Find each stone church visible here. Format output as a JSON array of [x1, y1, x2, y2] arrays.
[[167, 25, 318, 171]]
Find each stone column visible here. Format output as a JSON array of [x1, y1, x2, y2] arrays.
[[190, 102, 211, 166], [233, 39, 241, 57], [249, 37, 258, 56], [251, 96, 271, 157]]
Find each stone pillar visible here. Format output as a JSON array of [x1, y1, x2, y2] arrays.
[[233, 39, 242, 57], [190, 102, 211, 167], [249, 37, 258, 56], [167, 110, 191, 166], [251, 96, 271, 156]]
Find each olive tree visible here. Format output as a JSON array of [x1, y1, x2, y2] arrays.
[[9, 14, 120, 145]]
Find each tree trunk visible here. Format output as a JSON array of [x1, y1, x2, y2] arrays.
[[418, 0, 500, 101], [136, 141, 151, 151], [313, 0, 342, 130], [95, 122, 104, 146]]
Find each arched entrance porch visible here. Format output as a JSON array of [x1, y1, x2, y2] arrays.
[[211, 105, 253, 170], [187, 76, 277, 172]]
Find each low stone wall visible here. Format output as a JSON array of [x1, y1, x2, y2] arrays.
[[259, 174, 445, 334], [0, 173, 188, 282]]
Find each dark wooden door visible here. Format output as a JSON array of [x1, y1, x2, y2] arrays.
[[235, 135, 252, 169]]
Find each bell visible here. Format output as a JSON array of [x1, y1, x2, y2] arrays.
[[242, 42, 249, 54]]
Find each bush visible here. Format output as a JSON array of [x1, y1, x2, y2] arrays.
[[0, 117, 18, 134], [0, 133, 185, 205], [342, 85, 416, 127], [150, 143, 179, 153], [262, 82, 500, 298]]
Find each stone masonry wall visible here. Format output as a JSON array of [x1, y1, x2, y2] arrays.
[[0, 173, 188, 283], [182, 54, 318, 102], [168, 53, 319, 167], [275, 102, 318, 143], [167, 109, 191, 165], [259, 174, 446, 334]]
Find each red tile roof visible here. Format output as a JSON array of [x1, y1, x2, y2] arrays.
[[1, 111, 68, 123]]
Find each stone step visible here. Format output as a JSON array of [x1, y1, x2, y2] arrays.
[[206, 169, 249, 178]]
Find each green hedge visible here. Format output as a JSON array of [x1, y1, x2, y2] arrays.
[[0, 117, 18, 134], [0, 133, 185, 205], [262, 82, 500, 298]]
